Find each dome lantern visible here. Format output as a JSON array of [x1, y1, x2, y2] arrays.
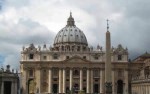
[[66, 12, 75, 26]]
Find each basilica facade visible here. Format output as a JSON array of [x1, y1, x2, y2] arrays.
[[20, 13, 130, 94]]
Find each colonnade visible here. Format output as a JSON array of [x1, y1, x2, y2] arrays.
[[132, 85, 150, 94], [23, 68, 129, 94], [0, 81, 17, 94], [47, 68, 105, 94]]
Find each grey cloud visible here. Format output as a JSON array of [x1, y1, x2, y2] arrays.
[[0, 18, 55, 44], [5, 0, 30, 8], [0, 0, 150, 69], [0, 18, 55, 68], [70, 0, 150, 59]]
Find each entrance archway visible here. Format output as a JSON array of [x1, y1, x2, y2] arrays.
[[73, 83, 79, 93], [94, 84, 99, 93], [117, 80, 123, 94], [28, 79, 35, 94], [53, 84, 58, 93], [4, 81, 11, 94]]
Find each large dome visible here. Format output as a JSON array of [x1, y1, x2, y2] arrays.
[[54, 12, 88, 47]]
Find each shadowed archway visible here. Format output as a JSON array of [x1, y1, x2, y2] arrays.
[[117, 80, 123, 94]]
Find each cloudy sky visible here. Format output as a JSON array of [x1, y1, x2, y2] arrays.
[[0, 0, 150, 69]]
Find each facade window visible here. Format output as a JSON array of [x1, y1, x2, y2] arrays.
[[95, 79, 98, 82], [118, 55, 122, 60], [29, 69, 33, 77], [43, 70, 47, 80], [62, 46, 64, 51], [83, 56, 86, 59], [94, 56, 99, 60], [66, 56, 70, 59], [83, 47, 86, 51], [118, 70, 123, 77], [93, 69, 99, 77], [43, 56, 47, 60], [77, 46, 80, 51], [29, 54, 34, 59], [66, 69, 70, 77], [72, 46, 74, 51], [73, 69, 79, 76], [53, 54, 58, 59], [53, 78, 57, 81], [53, 69, 58, 76], [83, 69, 87, 76]]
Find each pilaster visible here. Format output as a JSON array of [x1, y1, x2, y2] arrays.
[[70, 69, 73, 90], [63, 68, 66, 93], [80, 69, 83, 91], [86, 69, 90, 93], [90, 69, 93, 93], [59, 68, 62, 93], [36, 68, 41, 93], [100, 69, 105, 94], [124, 69, 128, 94], [49, 68, 52, 93], [1, 81, 4, 94], [112, 69, 115, 94]]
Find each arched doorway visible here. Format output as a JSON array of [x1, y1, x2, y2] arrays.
[[117, 80, 123, 94], [94, 84, 99, 93], [28, 79, 35, 94], [66, 87, 70, 93], [52, 84, 58, 93], [73, 84, 79, 93], [4, 81, 12, 94]]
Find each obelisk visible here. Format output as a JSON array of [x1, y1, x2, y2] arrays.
[[105, 19, 112, 94]]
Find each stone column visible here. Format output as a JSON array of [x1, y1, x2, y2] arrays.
[[36, 68, 41, 93], [139, 86, 141, 94], [63, 68, 66, 93], [59, 69, 62, 93], [80, 69, 83, 91], [91, 69, 93, 93], [148, 85, 150, 94], [139, 86, 140, 94], [11, 81, 14, 94], [49, 68, 52, 93], [86, 69, 90, 93], [112, 69, 115, 94], [100, 69, 105, 94], [15, 81, 17, 94], [22, 69, 27, 94], [70, 69, 73, 90], [146, 85, 148, 94], [140, 86, 142, 94], [124, 69, 128, 94], [137, 86, 138, 94], [147, 86, 148, 94], [1, 81, 4, 94]]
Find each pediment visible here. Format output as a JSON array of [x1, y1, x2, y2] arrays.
[[64, 55, 90, 63]]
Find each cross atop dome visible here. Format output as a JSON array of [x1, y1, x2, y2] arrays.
[[67, 12, 75, 26]]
